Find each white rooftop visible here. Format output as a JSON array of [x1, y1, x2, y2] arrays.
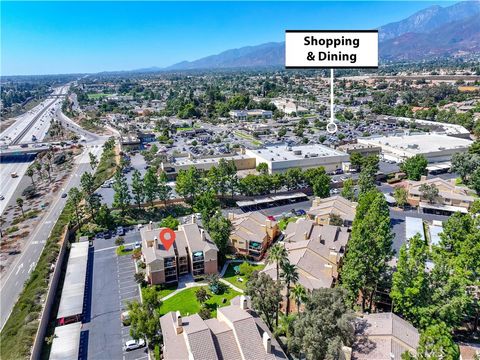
[[359, 134, 472, 155], [247, 144, 347, 162]]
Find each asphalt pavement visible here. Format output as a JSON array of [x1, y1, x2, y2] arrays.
[[0, 141, 105, 330]]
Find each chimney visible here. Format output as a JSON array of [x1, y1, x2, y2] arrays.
[[175, 311, 183, 334], [154, 236, 158, 249], [304, 232, 309, 240], [228, 213, 235, 221], [200, 229, 205, 241], [240, 295, 249, 310], [191, 214, 196, 224], [148, 220, 153, 231], [342, 346, 352, 360], [265, 219, 271, 229], [420, 175, 427, 182], [262, 332, 271, 354]]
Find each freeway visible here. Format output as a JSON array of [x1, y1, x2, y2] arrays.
[[0, 139, 105, 330], [0, 87, 68, 215]]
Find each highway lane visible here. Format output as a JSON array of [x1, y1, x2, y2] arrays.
[[0, 86, 71, 214], [0, 140, 105, 330]]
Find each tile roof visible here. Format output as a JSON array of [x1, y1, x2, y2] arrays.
[[308, 195, 357, 222], [160, 297, 287, 360], [353, 313, 419, 360]]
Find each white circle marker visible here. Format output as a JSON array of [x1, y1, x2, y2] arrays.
[[326, 122, 338, 134]]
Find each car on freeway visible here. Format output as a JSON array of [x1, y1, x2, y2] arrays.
[[123, 339, 145, 352], [61, 193, 67, 198], [0, 195, 4, 201]]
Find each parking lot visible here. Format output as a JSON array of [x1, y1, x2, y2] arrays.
[[84, 230, 147, 360]]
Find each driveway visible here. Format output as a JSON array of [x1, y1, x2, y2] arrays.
[[84, 233, 146, 360]]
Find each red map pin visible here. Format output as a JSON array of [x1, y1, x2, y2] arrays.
[[159, 228, 176, 251]]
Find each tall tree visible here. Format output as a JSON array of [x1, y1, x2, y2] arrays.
[[127, 287, 163, 345], [288, 288, 355, 360], [245, 272, 282, 331], [312, 171, 331, 198], [143, 167, 159, 208], [207, 212, 232, 264], [68, 187, 83, 226], [341, 190, 394, 312], [290, 284, 307, 312], [357, 165, 376, 195], [176, 166, 202, 204], [16, 197, 25, 217], [341, 178, 355, 201], [193, 190, 220, 225], [393, 186, 408, 208], [390, 234, 430, 328], [131, 170, 144, 210], [80, 172, 98, 218], [26, 167, 35, 188], [157, 171, 171, 206], [419, 183, 439, 204], [266, 243, 289, 326], [89, 152, 98, 170], [400, 154, 428, 181], [281, 262, 299, 316], [112, 168, 131, 216]]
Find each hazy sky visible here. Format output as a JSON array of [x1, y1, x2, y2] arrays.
[[1, 1, 455, 75]]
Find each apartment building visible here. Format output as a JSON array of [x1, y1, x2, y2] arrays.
[[228, 212, 279, 261], [307, 195, 357, 227], [400, 176, 475, 215], [263, 220, 350, 291], [352, 312, 419, 360], [160, 295, 287, 360], [141, 221, 218, 285]]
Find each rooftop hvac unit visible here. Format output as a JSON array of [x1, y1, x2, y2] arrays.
[[310, 153, 318, 157], [304, 154, 309, 158], [293, 150, 302, 155], [439, 147, 445, 150]]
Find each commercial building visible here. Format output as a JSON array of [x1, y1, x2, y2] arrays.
[[307, 195, 357, 227], [229, 109, 273, 120], [160, 295, 287, 360], [263, 220, 349, 292], [57, 242, 89, 325], [228, 212, 279, 261], [141, 221, 218, 285], [337, 142, 382, 157], [399, 176, 475, 215], [358, 134, 472, 163], [245, 144, 349, 174], [352, 312, 419, 360]]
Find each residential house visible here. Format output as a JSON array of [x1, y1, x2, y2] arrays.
[[141, 221, 218, 285], [160, 295, 287, 360], [352, 312, 419, 360], [262, 219, 350, 292], [228, 212, 279, 261], [400, 176, 475, 215], [307, 195, 357, 227]]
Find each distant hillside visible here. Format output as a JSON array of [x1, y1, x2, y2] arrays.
[[166, 42, 285, 70], [158, 1, 480, 71], [378, 0, 480, 41], [380, 14, 480, 60]]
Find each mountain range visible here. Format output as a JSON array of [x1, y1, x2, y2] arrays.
[[158, 1, 480, 71]]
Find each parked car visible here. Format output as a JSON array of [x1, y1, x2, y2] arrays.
[[0, 195, 4, 201], [295, 209, 306, 216], [123, 339, 145, 352], [61, 193, 67, 198], [116, 226, 124, 236], [103, 231, 112, 239], [134, 241, 141, 249], [267, 215, 276, 221]]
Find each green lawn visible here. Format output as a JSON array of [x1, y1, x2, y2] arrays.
[[116, 245, 134, 256], [150, 284, 178, 299], [159, 286, 241, 317], [222, 262, 265, 290], [234, 131, 263, 146], [87, 93, 109, 99], [278, 216, 298, 231]]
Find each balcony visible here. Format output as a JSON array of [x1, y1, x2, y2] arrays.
[[192, 251, 204, 262]]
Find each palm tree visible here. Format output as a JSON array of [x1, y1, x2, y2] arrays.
[[281, 262, 299, 316], [266, 243, 288, 326], [16, 197, 25, 218], [26, 167, 35, 188], [290, 284, 307, 313], [34, 161, 42, 179]]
